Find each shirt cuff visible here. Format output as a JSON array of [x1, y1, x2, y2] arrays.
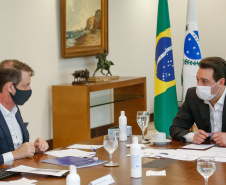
[[183, 132, 195, 143], [3, 152, 14, 164]]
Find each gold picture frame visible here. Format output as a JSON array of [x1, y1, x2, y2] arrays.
[[61, 0, 108, 58]]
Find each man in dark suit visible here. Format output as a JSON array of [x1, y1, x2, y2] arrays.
[[0, 60, 48, 164], [170, 57, 226, 146]]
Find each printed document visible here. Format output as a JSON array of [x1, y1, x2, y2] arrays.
[[45, 148, 95, 158], [67, 144, 103, 150], [0, 177, 37, 185], [7, 165, 68, 177]]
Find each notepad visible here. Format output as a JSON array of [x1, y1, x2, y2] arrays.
[[42, 156, 107, 168], [181, 144, 214, 150]]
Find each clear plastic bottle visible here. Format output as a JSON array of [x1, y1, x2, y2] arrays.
[[119, 111, 127, 141], [130, 136, 142, 178], [66, 165, 80, 185]]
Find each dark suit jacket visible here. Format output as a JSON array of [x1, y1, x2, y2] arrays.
[[0, 108, 29, 164], [170, 87, 226, 142]]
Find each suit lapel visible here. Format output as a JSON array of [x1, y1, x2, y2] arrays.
[[222, 95, 226, 132], [16, 108, 29, 142], [199, 100, 211, 132], [0, 111, 15, 151]]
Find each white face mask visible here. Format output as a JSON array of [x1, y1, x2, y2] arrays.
[[196, 82, 220, 101]]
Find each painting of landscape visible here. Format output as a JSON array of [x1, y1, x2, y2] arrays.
[[66, 0, 101, 48]]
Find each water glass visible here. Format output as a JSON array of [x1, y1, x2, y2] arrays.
[[197, 156, 216, 185], [137, 111, 150, 143], [103, 135, 119, 167]]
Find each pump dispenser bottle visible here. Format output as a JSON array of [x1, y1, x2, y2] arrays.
[[119, 111, 127, 141], [66, 165, 80, 185], [130, 136, 142, 178]]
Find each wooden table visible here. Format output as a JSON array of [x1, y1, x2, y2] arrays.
[[1, 136, 225, 185]]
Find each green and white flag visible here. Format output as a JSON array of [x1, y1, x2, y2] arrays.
[[182, 0, 201, 101]]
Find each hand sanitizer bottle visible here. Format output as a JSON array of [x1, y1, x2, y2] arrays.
[[66, 165, 80, 185], [119, 111, 127, 141], [131, 136, 142, 178]]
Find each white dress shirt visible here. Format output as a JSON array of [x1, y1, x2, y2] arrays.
[[0, 103, 23, 164], [184, 87, 226, 142]]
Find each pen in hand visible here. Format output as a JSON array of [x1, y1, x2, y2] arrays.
[[208, 133, 213, 137]]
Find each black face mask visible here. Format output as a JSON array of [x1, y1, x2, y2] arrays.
[[10, 85, 32, 105]]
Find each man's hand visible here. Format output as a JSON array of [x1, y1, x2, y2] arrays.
[[193, 130, 209, 144], [212, 132, 226, 146], [12, 142, 35, 160], [34, 137, 49, 153]]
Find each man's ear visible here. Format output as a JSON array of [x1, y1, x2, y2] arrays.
[[5, 82, 14, 93], [219, 78, 225, 87]]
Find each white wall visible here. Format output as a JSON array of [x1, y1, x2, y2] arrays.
[[0, 0, 226, 142]]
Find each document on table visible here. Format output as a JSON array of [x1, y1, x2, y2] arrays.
[[170, 149, 203, 161], [141, 149, 176, 158], [67, 144, 103, 150], [181, 144, 214, 150], [129, 147, 226, 162], [204, 147, 226, 162], [0, 177, 37, 185], [45, 148, 95, 158], [7, 165, 68, 177], [125, 144, 146, 148], [89, 174, 115, 185], [206, 147, 226, 153]]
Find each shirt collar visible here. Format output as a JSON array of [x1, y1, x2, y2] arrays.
[[217, 87, 226, 105], [204, 86, 226, 109], [0, 103, 18, 117]]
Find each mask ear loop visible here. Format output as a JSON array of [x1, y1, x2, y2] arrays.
[[211, 80, 220, 96]]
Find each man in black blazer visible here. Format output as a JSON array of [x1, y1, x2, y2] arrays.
[[0, 60, 48, 164], [170, 57, 226, 146]]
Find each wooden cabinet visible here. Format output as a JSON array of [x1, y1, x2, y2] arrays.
[[52, 77, 146, 148]]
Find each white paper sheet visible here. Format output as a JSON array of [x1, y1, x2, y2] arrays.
[[128, 147, 226, 162], [141, 149, 176, 158], [206, 147, 226, 153], [89, 174, 115, 185], [181, 144, 214, 150], [125, 144, 146, 148], [0, 177, 38, 185], [45, 148, 95, 158], [146, 170, 166, 176], [67, 144, 103, 150], [170, 149, 203, 161], [7, 165, 68, 177]]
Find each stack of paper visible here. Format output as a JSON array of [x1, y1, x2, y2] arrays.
[[45, 148, 95, 158]]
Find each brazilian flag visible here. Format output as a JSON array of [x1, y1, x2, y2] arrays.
[[154, 0, 178, 137]]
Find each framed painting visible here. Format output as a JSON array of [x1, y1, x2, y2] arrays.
[[61, 0, 108, 58]]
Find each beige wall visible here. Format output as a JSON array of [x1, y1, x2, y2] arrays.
[[0, 0, 226, 142]]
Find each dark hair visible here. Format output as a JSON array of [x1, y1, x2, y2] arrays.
[[0, 68, 21, 92], [0, 59, 35, 76], [199, 57, 226, 85]]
